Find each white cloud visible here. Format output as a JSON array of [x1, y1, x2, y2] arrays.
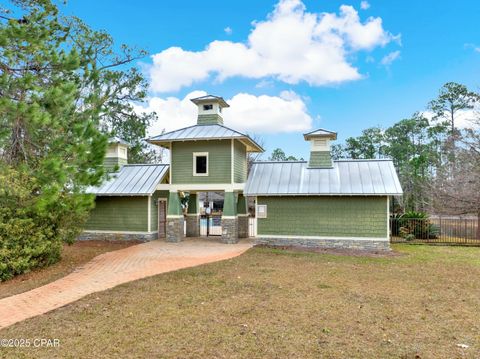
[[224, 26, 232, 35], [464, 43, 480, 53], [380, 50, 400, 66], [149, 0, 398, 92], [360, 1, 370, 10], [422, 109, 480, 130], [136, 91, 313, 135]]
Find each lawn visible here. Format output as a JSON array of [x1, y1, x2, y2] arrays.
[[0, 240, 138, 300], [1, 244, 479, 358]]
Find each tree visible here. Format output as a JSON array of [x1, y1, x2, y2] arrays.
[[0, 0, 154, 279], [428, 82, 479, 137], [269, 148, 301, 161], [343, 127, 385, 159], [64, 16, 159, 163]]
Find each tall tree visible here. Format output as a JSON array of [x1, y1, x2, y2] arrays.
[[269, 148, 300, 161], [0, 0, 154, 279], [428, 82, 478, 136]]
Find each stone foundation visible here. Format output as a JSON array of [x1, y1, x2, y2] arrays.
[[166, 217, 184, 242], [221, 217, 239, 244], [237, 216, 249, 238], [186, 215, 200, 237], [78, 231, 157, 241], [255, 236, 390, 251]]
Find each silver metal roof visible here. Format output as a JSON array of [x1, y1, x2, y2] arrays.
[[303, 128, 337, 140], [244, 159, 403, 196], [190, 95, 229, 108], [87, 164, 169, 196], [148, 124, 264, 152]]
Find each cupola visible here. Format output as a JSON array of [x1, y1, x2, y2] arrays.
[[303, 129, 337, 168], [104, 137, 130, 171], [191, 95, 230, 125]]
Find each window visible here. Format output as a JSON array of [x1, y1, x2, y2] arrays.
[[203, 104, 213, 111], [256, 204, 267, 218], [193, 152, 208, 176]]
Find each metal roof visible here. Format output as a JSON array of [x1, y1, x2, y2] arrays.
[[303, 128, 337, 140], [244, 159, 403, 196], [191, 95, 229, 108], [108, 137, 131, 147], [87, 164, 169, 196], [147, 124, 264, 152]]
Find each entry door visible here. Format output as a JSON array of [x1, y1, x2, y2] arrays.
[[158, 199, 167, 238]]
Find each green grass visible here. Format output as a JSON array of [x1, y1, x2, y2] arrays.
[[1, 244, 480, 358]]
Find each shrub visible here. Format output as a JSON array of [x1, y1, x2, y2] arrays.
[[0, 167, 89, 281]]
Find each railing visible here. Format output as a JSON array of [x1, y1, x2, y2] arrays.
[[199, 215, 222, 236], [248, 217, 256, 238], [390, 217, 479, 245]]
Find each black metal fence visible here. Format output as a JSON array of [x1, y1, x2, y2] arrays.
[[390, 216, 479, 245]]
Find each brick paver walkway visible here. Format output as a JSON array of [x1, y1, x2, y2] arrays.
[[0, 238, 253, 330]]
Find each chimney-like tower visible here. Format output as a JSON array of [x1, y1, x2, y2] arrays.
[[191, 95, 230, 125], [104, 137, 130, 172], [303, 129, 337, 168]]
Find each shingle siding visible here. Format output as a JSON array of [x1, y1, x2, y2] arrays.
[[257, 196, 388, 238], [171, 140, 232, 184], [233, 140, 247, 183], [85, 196, 148, 232], [308, 151, 332, 168]]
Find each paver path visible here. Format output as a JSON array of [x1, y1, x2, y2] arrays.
[[0, 238, 253, 330]]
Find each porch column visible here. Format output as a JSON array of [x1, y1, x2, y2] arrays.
[[186, 193, 200, 237], [237, 193, 249, 238], [166, 191, 184, 242], [221, 191, 238, 244]]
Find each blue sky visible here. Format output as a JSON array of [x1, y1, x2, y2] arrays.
[[64, 0, 480, 159]]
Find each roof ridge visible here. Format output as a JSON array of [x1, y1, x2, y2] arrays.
[[334, 158, 393, 162], [124, 163, 169, 167]]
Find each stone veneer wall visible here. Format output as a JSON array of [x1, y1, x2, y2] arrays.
[[255, 237, 389, 251], [78, 232, 158, 241], [166, 217, 184, 243], [237, 216, 249, 238], [186, 215, 200, 237], [221, 217, 238, 244]]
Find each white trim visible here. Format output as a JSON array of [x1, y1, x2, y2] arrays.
[[84, 230, 156, 235], [231, 138, 234, 184], [166, 215, 183, 219], [257, 234, 389, 242], [169, 142, 172, 183], [157, 183, 245, 192], [387, 196, 390, 238], [193, 152, 209, 176], [254, 196, 258, 237], [186, 213, 200, 216], [256, 204, 267, 218], [147, 195, 152, 233], [243, 193, 401, 196], [237, 213, 249, 217], [222, 215, 237, 219]]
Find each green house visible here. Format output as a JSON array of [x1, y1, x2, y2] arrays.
[[83, 95, 403, 250]]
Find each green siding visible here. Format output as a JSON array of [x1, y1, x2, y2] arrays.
[[308, 151, 332, 168], [233, 140, 247, 183], [86, 196, 148, 232], [223, 192, 237, 216], [167, 191, 183, 216], [171, 140, 232, 184], [197, 114, 223, 125], [104, 157, 127, 171], [257, 196, 387, 238], [150, 190, 169, 232]]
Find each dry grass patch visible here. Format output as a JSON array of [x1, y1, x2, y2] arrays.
[[0, 240, 139, 299], [1, 244, 480, 358]]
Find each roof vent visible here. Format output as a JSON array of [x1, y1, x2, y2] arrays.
[[191, 95, 229, 125], [303, 129, 337, 168]]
